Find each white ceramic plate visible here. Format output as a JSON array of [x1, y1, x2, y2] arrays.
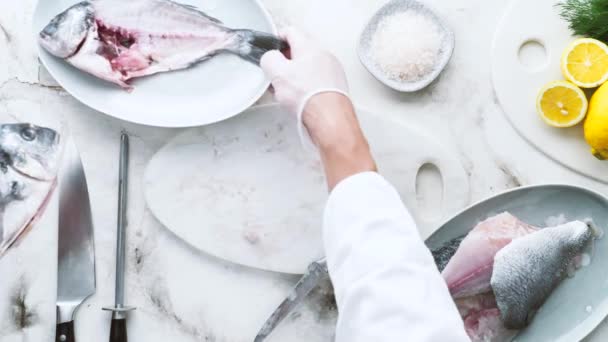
[[32, 0, 277, 127], [491, 0, 608, 183], [144, 104, 469, 274]]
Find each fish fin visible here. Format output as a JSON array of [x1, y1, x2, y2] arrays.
[[170, 1, 223, 24], [0, 180, 57, 258], [231, 29, 289, 65]]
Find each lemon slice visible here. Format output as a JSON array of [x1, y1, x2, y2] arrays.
[[561, 38, 608, 88], [536, 81, 588, 127]]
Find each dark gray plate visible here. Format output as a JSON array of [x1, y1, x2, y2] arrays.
[[426, 184, 608, 341]]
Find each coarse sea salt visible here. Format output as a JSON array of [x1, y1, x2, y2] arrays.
[[370, 10, 441, 82]]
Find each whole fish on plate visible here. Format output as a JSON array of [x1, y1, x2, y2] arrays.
[[38, 0, 287, 90], [0, 124, 62, 258], [432, 213, 597, 342]]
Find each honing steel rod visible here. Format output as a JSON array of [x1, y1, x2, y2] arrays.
[[103, 132, 135, 342]]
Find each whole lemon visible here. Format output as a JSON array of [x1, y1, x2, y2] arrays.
[[585, 82, 608, 160]]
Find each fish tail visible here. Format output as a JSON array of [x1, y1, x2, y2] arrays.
[[231, 29, 288, 65]]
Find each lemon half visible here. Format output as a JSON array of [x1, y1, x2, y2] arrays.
[[561, 38, 608, 88], [536, 80, 588, 128]]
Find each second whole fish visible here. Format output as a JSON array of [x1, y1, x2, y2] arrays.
[[0, 124, 62, 258], [39, 0, 288, 90]]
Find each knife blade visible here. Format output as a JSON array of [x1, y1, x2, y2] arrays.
[[56, 137, 96, 342], [254, 258, 328, 342]]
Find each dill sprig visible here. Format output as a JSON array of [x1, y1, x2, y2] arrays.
[[557, 0, 608, 42]]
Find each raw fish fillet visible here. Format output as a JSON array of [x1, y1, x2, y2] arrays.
[[442, 212, 538, 298], [491, 220, 594, 329]]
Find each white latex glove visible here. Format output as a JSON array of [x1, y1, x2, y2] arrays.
[[260, 27, 349, 149]]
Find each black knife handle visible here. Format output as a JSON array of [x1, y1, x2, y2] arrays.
[[56, 321, 75, 342], [109, 318, 128, 342]]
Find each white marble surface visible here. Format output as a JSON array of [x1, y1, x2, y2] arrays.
[[2, 0, 608, 341]]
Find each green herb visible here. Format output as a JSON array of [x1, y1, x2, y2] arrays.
[[557, 0, 608, 41]]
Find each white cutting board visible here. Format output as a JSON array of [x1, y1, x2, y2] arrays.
[[144, 104, 469, 274], [492, 0, 608, 183]]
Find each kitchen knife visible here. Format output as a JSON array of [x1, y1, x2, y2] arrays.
[[56, 137, 96, 342], [254, 258, 329, 342]]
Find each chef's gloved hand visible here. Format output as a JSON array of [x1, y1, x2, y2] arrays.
[[260, 27, 349, 149], [261, 27, 374, 189]]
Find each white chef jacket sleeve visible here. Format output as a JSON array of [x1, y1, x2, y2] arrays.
[[323, 172, 469, 342]]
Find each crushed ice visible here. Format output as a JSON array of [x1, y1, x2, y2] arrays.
[[544, 213, 567, 227]]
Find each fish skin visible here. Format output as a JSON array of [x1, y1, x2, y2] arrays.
[[0, 124, 61, 258], [39, 0, 287, 90], [463, 307, 518, 342], [491, 220, 594, 329], [430, 235, 464, 272], [442, 212, 538, 298]]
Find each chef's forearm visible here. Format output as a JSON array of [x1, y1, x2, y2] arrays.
[[323, 173, 469, 342], [301, 93, 376, 190]]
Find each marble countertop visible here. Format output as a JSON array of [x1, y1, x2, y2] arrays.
[[2, 0, 608, 341]]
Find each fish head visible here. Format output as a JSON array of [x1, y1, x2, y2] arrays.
[[0, 124, 62, 181], [0, 167, 28, 205], [39, 2, 94, 58]]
